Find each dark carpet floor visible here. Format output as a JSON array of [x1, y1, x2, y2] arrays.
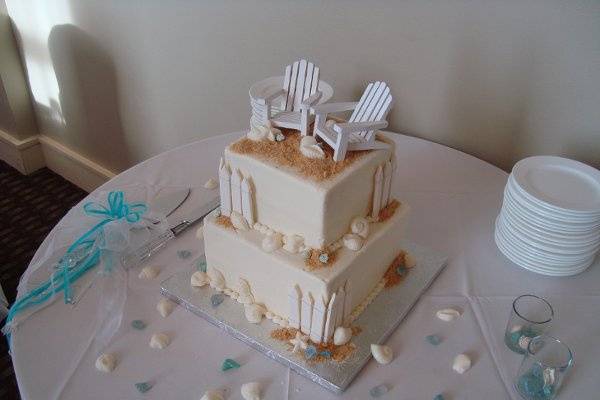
[[0, 160, 87, 400]]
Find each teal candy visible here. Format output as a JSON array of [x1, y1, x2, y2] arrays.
[[135, 382, 153, 393], [426, 334, 442, 346], [433, 395, 445, 400], [318, 253, 329, 263], [177, 250, 192, 259], [131, 320, 146, 330], [211, 294, 225, 308], [196, 259, 207, 272], [221, 358, 241, 371], [369, 384, 389, 398], [3, 191, 146, 339], [305, 345, 317, 359]]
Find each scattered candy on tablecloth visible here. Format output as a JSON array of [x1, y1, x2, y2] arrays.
[[95, 353, 117, 372], [200, 389, 224, 400], [452, 353, 472, 374], [426, 334, 442, 346], [433, 394, 445, 400], [221, 358, 241, 371], [369, 383, 389, 398], [177, 249, 192, 259], [135, 381, 153, 393], [241, 381, 262, 400], [157, 298, 175, 317], [131, 319, 146, 330], [436, 308, 461, 322], [149, 332, 170, 349], [371, 344, 394, 365], [204, 178, 218, 189]]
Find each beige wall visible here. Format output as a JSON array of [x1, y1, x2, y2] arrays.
[[6, 0, 600, 173]]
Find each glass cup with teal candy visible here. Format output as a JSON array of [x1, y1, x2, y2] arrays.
[[505, 295, 554, 354], [515, 335, 573, 400]]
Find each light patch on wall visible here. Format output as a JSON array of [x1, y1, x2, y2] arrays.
[[6, 0, 72, 119]]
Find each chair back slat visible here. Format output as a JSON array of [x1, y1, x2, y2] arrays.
[[282, 59, 320, 112], [349, 81, 393, 139]]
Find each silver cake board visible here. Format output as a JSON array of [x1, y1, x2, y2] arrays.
[[160, 241, 447, 394]]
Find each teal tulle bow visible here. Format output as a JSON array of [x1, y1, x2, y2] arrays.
[[3, 191, 146, 335]]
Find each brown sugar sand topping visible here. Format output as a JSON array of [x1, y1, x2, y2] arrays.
[[229, 129, 368, 181]]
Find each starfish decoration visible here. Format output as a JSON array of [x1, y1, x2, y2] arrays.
[[289, 331, 309, 353]]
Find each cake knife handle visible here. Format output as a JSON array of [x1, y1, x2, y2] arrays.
[[121, 230, 175, 270]]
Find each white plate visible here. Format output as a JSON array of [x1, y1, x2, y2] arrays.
[[512, 156, 600, 214], [499, 213, 600, 255], [495, 223, 596, 276], [507, 177, 600, 222]]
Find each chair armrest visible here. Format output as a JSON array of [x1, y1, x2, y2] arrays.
[[311, 102, 359, 115], [255, 88, 286, 105], [333, 120, 388, 134], [299, 91, 323, 110]]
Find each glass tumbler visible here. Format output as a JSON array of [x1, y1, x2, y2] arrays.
[[515, 335, 573, 400], [504, 294, 554, 354]]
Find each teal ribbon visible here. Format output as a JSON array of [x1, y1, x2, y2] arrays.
[[3, 191, 146, 335]]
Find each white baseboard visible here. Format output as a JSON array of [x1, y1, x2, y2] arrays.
[[0, 129, 45, 174], [0, 129, 116, 192], [38, 135, 116, 192]]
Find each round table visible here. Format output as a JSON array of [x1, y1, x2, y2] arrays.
[[11, 132, 600, 400]]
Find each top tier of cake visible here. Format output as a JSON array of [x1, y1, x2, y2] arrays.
[[219, 132, 394, 249]]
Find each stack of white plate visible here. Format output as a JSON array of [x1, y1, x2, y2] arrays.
[[495, 156, 600, 276]]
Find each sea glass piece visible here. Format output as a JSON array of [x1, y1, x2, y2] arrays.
[[369, 384, 389, 398], [211, 294, 225, 307], [221, 358, 241, 371], [135, 381, 153, 393], [177, 250, 192, 259], [196, 259, 207, 272], [131, 320, 146, 330], [426, 334, 442, 346]]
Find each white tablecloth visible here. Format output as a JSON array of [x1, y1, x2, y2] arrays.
[[11, 132, 600, 400]]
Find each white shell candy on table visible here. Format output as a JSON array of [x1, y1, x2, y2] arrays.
[[157, 298, 176, 317], [149, 332, 170, 349], [436, 308, 461, 322], [333, 326, 352, 346], [350, 216, 370, 238], [244, 303, 264, 323], [95, 353, 117, 372], [404, 252, 417, 268], [343, 233, 364, 251], [200, 390, 224, 400], [230, 211, 250, 231], [241, 381, 262, 400], [452, 353, 472, 374], [191, 271, 209, 287], [262, 233, 283, 253], [371, 344, 394, 365], [138, 265, 160, 280], [204, 178, 218, 190]]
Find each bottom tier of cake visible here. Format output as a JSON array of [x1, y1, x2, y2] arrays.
[[202, 204, 409, 344]]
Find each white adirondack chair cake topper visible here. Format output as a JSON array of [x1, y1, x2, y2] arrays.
[[255, 59, 323, 136], [312, 81, 393, 161]]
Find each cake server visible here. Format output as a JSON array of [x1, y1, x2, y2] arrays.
[[122, 197, 220, 269], [144, 187, 191, 224]]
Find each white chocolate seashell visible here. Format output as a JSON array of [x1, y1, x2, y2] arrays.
[[190, 271, 209, 287], [333, 327, 352, 346], [149, 332, 170, 349], [237, 278, 255, 304], [204, 178, 218, 190], [244, 303, 264, 323], [200, 390, 224, 400], [299, 136, 325, 159], [452, 353, 472, 374], [371, 344, 394, 364], [283, 234, 304, 253], [350, 216, 370, 238], [138, 265, 160, 280], [230, 211, 250, 231], [95, 353, 117, 372], [208, 268, 225, 290], [404, 252, 417, 268], [436, 308, 461, 322], [241, 381, 262, 400], [343, 233, 364, 251], [157, 298, 175, 317], [262, 233, 283, 253]]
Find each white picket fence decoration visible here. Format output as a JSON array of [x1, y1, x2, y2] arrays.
[[309, 296, 327, 343], [322, 292, 338, 344], [300, 292, 314, 335], [218, 160, 256, 225], [288, 285, 302, 330], [382, 160, 392, 208], [371, 165, 383, 218], [218, 158, 232, 216]]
